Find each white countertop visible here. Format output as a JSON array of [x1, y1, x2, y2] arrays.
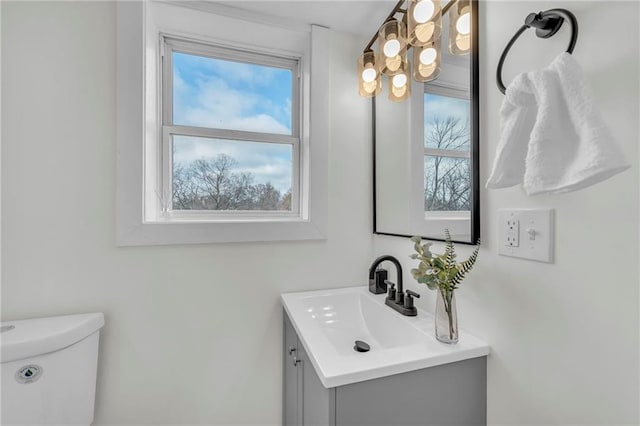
[[281, 286, 490, 388]]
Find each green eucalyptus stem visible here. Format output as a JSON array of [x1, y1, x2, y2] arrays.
[[410, 230, 479, 343], [439, 287, 455, 340]]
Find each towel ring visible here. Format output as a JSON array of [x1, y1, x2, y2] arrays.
[[496, 8, 579, 94]]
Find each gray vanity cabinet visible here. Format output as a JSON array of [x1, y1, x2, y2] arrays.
[[283, 312, 333, 426], [283, 311, 303, 425], [283, 310, 487, 426]]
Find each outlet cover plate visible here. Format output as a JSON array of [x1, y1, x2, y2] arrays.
[[498, 208, 554, 263]]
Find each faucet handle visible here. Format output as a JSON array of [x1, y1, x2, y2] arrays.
[[406, 290, 420, 298], [404, 290, 420, 309], [384, 280, 396, 299]]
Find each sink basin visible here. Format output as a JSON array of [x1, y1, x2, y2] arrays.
[[282, 286, 490, 388], [299, 289, 427, 356]]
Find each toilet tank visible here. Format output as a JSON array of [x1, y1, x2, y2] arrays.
[[1, 313, 105, 426]]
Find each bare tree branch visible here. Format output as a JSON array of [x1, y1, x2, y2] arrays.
[[424, 116, 471, 211], [171, 154, 291, 211]]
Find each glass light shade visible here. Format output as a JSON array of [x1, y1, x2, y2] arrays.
[[412, 37, 441, 82], [449, 0, 472, 55], [388, 64, 411, 102], [378, 19, 407, 76], [408, 0, 442, 47], [357, 50, 382, 97], [456, 11, 471, 35]]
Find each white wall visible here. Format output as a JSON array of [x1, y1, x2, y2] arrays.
[[1, 2, 373, 425], [374, 1, 640, 424]]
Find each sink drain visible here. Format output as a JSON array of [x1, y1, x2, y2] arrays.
[[354, 340, 370, 353], [0, 325, 15, 333]]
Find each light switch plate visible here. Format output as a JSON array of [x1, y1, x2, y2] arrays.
[[498, 209, 554, 263]]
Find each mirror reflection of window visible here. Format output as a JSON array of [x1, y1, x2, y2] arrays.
[[423, 85, 471, 216]]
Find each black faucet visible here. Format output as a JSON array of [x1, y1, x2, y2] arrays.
[[368, 255, 419, 316]]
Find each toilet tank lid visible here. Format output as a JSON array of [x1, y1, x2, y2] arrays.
[[1, 313, 104, 363]]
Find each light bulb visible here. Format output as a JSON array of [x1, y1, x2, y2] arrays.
[[419, 47, 437, 65], [392, 74, 407, 88], [413, 0, 435, 24], [456, 12, 471, 35], [383, 39, 401, 57], [361, 68, 377, 83]]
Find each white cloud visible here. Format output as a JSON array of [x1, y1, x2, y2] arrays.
[[174, 74, 291, 135], [425, 95, 470, 125], [203, 59, 282, 87], [173, 136, 293, 193]]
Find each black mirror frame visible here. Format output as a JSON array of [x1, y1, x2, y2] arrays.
[[372, 0, 480, 245]]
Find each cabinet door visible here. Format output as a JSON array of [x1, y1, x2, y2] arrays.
[[298, 343, 335, 426], [283, 312, 303, 426]]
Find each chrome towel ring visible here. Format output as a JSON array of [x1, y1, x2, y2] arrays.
[[496, 8, 579, 94]]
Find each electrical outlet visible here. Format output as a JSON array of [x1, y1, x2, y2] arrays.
[[505, 217, 519, 247], [498, 209, 554, 263]]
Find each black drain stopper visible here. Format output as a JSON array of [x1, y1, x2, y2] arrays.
[[354, 340, 370, 353]]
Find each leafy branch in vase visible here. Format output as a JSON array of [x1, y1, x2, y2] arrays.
[[410, 230, 480, 342]]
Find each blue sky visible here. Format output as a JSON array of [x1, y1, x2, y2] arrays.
[[172, 51, 293, 193], [424, 92, 470, 150]]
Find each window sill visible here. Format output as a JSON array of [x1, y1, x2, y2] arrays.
[[118, 219, 326, 246], [421, 212, 471, 240], [424, 211, 471, 221], [152, 211, 302, 223]]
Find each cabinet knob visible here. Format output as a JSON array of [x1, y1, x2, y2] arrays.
[[292, 355, 301, 367], [288, 346, 297, 355]]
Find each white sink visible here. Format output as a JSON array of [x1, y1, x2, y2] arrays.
[[281, 286, 490, 388]]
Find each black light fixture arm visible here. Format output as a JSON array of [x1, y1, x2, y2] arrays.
[[496, 8, 578, 94], [440, 0, 458, 17]]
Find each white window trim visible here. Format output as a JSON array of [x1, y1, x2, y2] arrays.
[[116, 1, 328, 246], [424, 148, 470, 159], [424, 81, 469, 99]]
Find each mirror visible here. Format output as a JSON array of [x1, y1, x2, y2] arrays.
[[373, 0, 479, 244]]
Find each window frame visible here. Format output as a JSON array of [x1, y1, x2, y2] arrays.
[[116, 1, 329, 246], [159, 36, 302, 220], [422, 82, 472, 217]]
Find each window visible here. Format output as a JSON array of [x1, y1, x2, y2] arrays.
[[423, 84, 471, 217], [402, 76, 472, 240], [116, 1, 328, 245], [161, 37, 300, 218]]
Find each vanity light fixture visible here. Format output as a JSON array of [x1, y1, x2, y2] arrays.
[[379, 19, 408, 76], [358, 50, 382, 96], [413, 36, 441, 82], [408, 0, 441, 47], [388, 63, 412, 101], [358, 0, 471, 101], [449, 0, 472, 55]]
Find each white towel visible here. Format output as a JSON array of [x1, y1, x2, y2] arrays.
[[486, 52, 630, 195]]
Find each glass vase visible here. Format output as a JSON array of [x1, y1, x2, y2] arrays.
[[435, 288, 458, 344]]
